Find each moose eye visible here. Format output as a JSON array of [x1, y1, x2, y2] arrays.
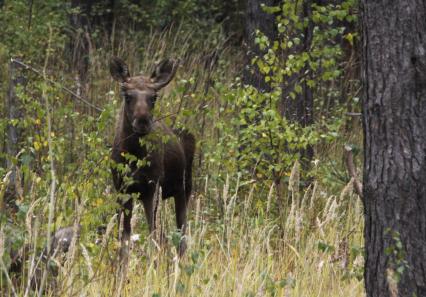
[[150, 95, 157, 105]]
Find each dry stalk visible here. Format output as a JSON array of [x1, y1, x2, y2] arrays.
[[23, 217, 40, 297], [266, 183, 275, 214], [37, 25, 57, 297], [194, 194, 201, 227], [152, 183, 162, 250], [309, 181, 318, 210], [243, 182, 255, 217], [0, 171, 12, 212], [101, 214, 117, 250], [340, 178, 354, 202], [62, 206, 82, 295], [286, 161, 301, 231], [222, 174, 230, 215], [25, 198, 41, 242], [226, 174, 239, 234], [80, 244, 94, 279]]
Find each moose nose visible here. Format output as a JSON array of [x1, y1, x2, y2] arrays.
[[137, 117, 150, 127], [132, 117, 152, 134]]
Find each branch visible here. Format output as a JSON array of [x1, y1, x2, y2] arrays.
[[37, 28, 58, 296], [344, 145, 363, 198], [10, 58, 103, 113]]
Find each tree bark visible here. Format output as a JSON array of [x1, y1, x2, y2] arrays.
[[243, 0, 279, 91], [68, 0, 115, 94], [361, 1, 426, 296], [5, 60, 25, 206], [243, 0, 315, 174], [280, 0, 314, 170], [282, 0, 313, 125], [69, 0, 92, 89]]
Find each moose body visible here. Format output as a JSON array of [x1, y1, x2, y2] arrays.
[[110, 57, 195, 255]]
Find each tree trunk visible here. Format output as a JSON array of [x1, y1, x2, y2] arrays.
[[280, 0, 314, 170], [282, 0, 313, 124], [68, 0, 115, 96], [243, 0, 279, 91], [361, 1, 426, 296], [5, 60, 25, 208], [242, 0, 314, 175], [69, 0, 92, 90], [239, 0, 279, 175]]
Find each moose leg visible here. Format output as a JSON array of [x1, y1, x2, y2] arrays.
[[142, 196, 157, 233], [174, 191, 188, 256]]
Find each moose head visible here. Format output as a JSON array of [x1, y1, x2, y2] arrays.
[[110, 57, 179, 135]]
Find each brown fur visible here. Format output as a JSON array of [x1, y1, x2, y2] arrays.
[[110, 57, 195, 255]]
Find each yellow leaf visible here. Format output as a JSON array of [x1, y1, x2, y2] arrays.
[[34, 141, 41, 151]]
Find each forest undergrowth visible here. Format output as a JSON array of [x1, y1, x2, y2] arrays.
[[0, 3, 364, 295]]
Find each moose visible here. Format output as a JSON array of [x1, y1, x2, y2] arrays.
[[109, 57, 195, 256]]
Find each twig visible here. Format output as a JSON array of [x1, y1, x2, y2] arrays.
[[37, 26, 57, 297], [10, 58, 103, 113], [344, 145, 363, 198], [28, 0, 34, 29], [346, 112, 362, 116], [154, 111, 179, 123]]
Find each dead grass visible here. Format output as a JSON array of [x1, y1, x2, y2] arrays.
[[1, 26, 364, 297]]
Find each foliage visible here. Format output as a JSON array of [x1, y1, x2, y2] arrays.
[[0, 0, 363, 296], [384, 230, 409, 283], [205, 0, 359, 193]]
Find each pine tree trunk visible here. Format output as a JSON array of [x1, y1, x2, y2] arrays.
[[361, 1, 426, 296]]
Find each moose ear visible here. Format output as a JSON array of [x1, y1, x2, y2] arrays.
[[150, 59, 179, 90], [110, 57, 130, 82]]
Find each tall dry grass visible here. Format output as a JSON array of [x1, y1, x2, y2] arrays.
[[1, 25, 364, 296], [1, 163, 364, 296]]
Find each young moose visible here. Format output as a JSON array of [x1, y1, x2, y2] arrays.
[[110, 57, 195, 255]]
